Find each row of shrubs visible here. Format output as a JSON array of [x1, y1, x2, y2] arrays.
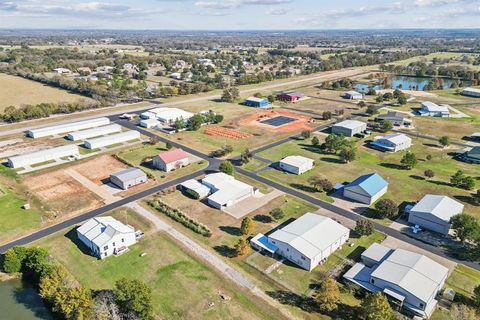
[[148, 198, 212, 237]]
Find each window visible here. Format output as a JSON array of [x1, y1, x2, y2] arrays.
[[301, 256, 306, 261], [286, 248, 289, 252], [113, 242, 115, 247], [103, 245, 108, 251], [122, 238, 125, 243], [370, 279, 375, 284], [419, 303, 424, 309]]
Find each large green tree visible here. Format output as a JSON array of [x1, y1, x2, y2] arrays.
[[316, 278, 340, 312], [114, 278, 153, 320], [450, 214, 479, 243], [361, 292, 393, 320]]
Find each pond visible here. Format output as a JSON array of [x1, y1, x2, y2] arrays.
[[355, 75, 471, 92], [0, 278, 52, 320]]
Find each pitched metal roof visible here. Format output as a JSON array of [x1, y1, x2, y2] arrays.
[[334, 120, 366, 130], [269, 213, 349, 259], [346, 173, 388, 197], [157, 148, 189, 164], [411, 195, 464, 222], [111, 167, 146, 182], [77, 216, 134, 247], [280, 155, 314, 168]]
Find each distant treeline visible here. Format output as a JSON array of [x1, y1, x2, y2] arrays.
[[2, 100, 102, 123]]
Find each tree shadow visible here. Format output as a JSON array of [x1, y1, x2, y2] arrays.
[[12, 279, 53, 320], [379, 162, 405, 170], [427, 180, 452, 187], [219, 226, 242, 236], [266, 290, 321, 313], [319, 157, 343, 164], [290, 183, 317, 193], [423, 143, 442, 149], [254, 215, 274, 223], [409, 175, 425, 181], [453, 195, 479, 207], [213, 245, 236, 258]]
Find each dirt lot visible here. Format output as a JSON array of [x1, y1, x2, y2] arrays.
[[0, 74, 91, 111], [239, 109, 315, 133], [72, 155, 127, 184], [23, 169, 103, 216]]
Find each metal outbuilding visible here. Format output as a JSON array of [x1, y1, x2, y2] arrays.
[[67, 124, 122, 141], [84, 131, 140, 149], [110, 167, 147, 190], [7, 145, 79, 168], [27, 117, 110, 138]]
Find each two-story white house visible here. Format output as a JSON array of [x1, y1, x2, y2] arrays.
[[76, 216, 137, 259]]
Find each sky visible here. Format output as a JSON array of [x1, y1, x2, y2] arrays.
[[0, 0, 479, 30]]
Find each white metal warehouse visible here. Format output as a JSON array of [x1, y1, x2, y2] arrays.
[[67, 124, 122, 141], [84, 130, 140, 149], [27, 117, 110, 138], [7, 145, 80, 168]]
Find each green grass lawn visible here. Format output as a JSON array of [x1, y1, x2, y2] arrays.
[[34, 208, 279, 320], [257, 135, 480, 219], [445, 264, 480, 298], [242, 159, 268, 172], [247, 231, 385, 295], [0, 185, 42, 244]]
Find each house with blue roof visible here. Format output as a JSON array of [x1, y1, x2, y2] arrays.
[[343, 173, 389, 205]]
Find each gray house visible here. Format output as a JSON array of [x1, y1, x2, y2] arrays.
[[331, 120, 367, 137], [376, 111, 412, 127], [110, 168, 147, 190], [408, 195, 464, 235], [343, 243, 449, 318]]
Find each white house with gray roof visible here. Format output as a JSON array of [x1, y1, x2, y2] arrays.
[[343, 243, 449, 318], [267, 213, 349, 271], [77, 216, 137, 259], [279, 155, 314, 175], [408, 195, 464, 235], [371, 133, 412, 152]]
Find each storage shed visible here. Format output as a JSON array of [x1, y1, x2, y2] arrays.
[[8, 145, 79, 168], [27, 117, 110, 138], [67, 124, 122, 141], [408, 195, 464, 235], [332, 120, 367, 137], [344, 91, 363, 100], [343, 173, 389, 205], [279, 156, 314, 175], [244, 97, 269, 108], [84, 131, 140, 149], [110, 168, 147, 190], [139, 118, 160, 128]]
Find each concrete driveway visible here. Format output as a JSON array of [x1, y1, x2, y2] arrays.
[[331, 189, 369, 214], [223, 189, 284, 219]]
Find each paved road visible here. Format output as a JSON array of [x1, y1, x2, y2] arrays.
[[126, 201, 296, 320]]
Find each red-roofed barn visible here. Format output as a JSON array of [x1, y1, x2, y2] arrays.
[[153, 149, 190, 172]]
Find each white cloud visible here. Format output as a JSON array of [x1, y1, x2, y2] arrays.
[[195, 0, 292, 10], [265, 7, 287, 15]]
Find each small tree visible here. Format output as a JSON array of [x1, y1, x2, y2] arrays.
[[355, 219, 374, 236], [450, 213, 479, 243], [219, 161, 235, 176], [322, 111, 332, 120], [311, 136, 320, 147], [426, 154, 432, 161], [375, 199, 398, 219], [339, 146, 357, 163], [400, 152, 417, 170], [361, 292, 393, 320], [165, 142, 173, 150], [240, 217, 255, 235], [424, 169, 435, 179], [234, 238, 250, 257], [473, 285, 480, 306], [451, 170, 476, 190], [187, 114, 204, 131], [366, 105, 379, 115], [316, 278, 340, 312], [324, 134, 347, 154], [397, 95, 407, 105], [2, 247, 28, 274], [472, 190, 480, 205], [270, 208, 285, 221], [358, 101, 366, 108], [301, 130, 311, 139], [379, 120, 393, 133], [439, 136, 451, 148], [240, 148, 253, 165]]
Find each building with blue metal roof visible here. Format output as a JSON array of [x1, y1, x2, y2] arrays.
[[244, 97, 270, 108], [343, 173, 389, 204]]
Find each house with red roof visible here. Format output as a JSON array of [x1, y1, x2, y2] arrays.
[[153, 148, 190, 172]]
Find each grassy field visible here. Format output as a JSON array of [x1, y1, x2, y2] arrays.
[[257, 134, 480, 219], [0, 184, 42, 244], [0, 74, 91, 111], [34, 208, 280, 320]]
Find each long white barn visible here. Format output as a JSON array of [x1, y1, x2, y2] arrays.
[[84, 130, 140, 149], [27, 117, 110, 138], [67, 124, 122, 141], [7, 145, 79, 168]]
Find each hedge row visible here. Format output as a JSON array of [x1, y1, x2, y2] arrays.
[[148, 198, 212, 237]]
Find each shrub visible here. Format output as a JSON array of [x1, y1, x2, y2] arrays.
[[219, 161, 235, 176], [424, 169, 435, 178], [355, 219, 374, 236], [184, 189, 200, 200], [234, 238, 250, 257], [270, 208, 285, 221], [148, 199, 212, 237], [2, 247, 28, 273]]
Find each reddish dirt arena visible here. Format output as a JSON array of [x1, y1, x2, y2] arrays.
[[238, 109, 314, 133], [204, 127, 253, 139]]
